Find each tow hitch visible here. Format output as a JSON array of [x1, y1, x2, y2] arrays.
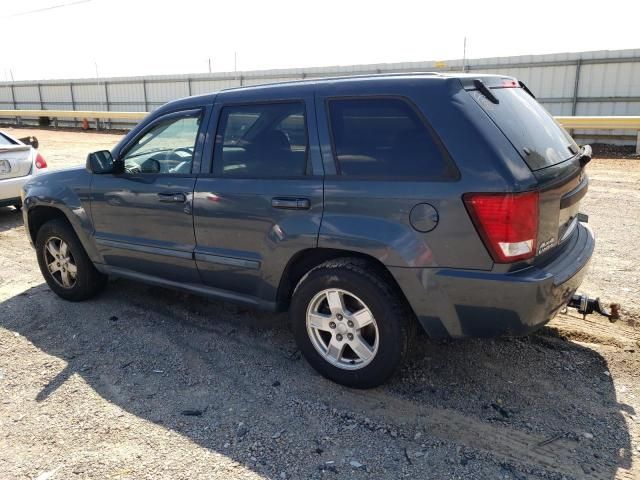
[[565, 294, 621, 322]]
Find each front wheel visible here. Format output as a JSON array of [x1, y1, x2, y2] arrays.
[[290, 258, 413, 388], [35, 219, 107, 301]]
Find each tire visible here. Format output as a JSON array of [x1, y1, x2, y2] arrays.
[[35, 218, 107, 301], [290, 258, 414, 388]]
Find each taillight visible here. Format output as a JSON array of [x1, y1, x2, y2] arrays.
[[463, 191, 539, 263], [35, 152, 47, 169]]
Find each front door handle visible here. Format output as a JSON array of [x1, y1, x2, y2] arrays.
[[158, 192, 187, 203], [271, 197, 311, 210]]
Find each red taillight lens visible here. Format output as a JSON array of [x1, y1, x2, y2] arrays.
[[35, 152, 47, 169], [463, 191, 539, 263]]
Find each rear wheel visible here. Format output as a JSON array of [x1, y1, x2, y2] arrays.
[[290, 258, 413, 388], [35, 219, 107, 301]]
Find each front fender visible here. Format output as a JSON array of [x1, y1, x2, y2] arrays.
[[22, 168, 103, 264]]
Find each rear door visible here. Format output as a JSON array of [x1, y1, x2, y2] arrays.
[[0, 134, 32, 182], [193, 92, 324, 303], [465, 77, 587, 258], [90, 109, 206, 283]]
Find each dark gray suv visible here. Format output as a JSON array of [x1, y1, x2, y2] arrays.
[[22, 73, 594, 388]]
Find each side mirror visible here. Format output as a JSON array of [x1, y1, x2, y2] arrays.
[[86, 150, 116, 174]]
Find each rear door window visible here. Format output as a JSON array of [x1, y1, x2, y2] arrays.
[[213, 102, 308, 178], [470, 86, 579, 170], [327, 97, 454, 179]]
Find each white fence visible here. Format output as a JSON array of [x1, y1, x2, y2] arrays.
[[1, 48, 639, 145]]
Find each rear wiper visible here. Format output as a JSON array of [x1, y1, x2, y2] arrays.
[[473, 79, 499, 104]]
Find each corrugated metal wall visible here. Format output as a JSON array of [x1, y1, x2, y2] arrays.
[[1, 48, 639, 144]]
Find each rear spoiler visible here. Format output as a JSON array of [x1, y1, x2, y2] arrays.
[[18, 136, 39, 149], [462, 76, 537, 103]]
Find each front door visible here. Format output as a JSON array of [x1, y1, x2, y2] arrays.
[[90, 109, 205, 283], [193, 96, 324, 304]]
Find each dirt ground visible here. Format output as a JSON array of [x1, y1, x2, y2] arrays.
[[0, 128, 638, 480]]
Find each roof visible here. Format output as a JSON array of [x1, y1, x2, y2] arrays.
[[156, 72, 513, 115]]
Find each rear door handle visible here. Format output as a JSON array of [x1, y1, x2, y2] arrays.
[[271, 197, 311, 210], [158, 192, 187, 203]]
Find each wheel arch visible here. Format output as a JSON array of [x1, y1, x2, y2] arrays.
[[27, 206, 70, 244], [276, 248, 418, 324], [26, 204, 103, 264]]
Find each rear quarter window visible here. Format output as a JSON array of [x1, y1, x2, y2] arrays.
[[327, 97, 455, 179]]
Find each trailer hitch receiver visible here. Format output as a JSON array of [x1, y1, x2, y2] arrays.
[[566, 294, 620, 322]]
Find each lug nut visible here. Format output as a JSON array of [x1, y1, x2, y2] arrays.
[[347, 333, 354, 340], [336, 334, 343, 341], [347, 320, 354, 328], [329, 322, 336, 329], [336, 314, 343, 320]]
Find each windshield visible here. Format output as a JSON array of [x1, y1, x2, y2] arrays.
[[471, 87, 579, 170]]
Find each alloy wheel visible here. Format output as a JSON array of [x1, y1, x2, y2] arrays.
[[306, 288, 379, 370], [43, 236, 77, 288]]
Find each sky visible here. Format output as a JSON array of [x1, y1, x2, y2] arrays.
[[2, 0, 639, 81]]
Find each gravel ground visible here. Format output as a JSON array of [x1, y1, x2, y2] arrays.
[[0, 128, 638, 480]]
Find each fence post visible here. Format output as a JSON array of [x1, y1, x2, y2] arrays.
[[69, 83, 77, 128], [9, 84, 19, 126], [103, 81, 110, 129], [636, 130, 640, 155], [569, 59, 583, 137], [142, 79, 148, 113], [571, 59, 582, 116], [37, 83, 44, 110]]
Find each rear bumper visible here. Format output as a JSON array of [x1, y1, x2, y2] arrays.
[[390, 222, 595, 338], [0, 175, 30, 203]]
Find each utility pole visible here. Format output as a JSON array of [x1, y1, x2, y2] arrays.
[[234, 51, 237, 73], [208, 57, 212, 73], [10, 69, 15, 81], [462, 37, 467, 72]]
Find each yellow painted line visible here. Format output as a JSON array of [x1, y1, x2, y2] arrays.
[[0, 110, 148, 120], [0, 111, 639, 129], [556, 116, 640, 130]]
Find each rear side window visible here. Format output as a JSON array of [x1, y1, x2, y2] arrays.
[[328, 98, 452, 178], [214, 102, 308, 178], [470, 87, 579, 170]]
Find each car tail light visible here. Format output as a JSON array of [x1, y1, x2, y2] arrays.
[[35, 152, 47, 169], [463, 191, 539, 263]]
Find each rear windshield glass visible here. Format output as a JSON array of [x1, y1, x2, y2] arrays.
[[471, 87, 578, 170], [0, 133, 16, 146]]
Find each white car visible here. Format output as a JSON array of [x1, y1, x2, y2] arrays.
[[0, 130, 48, 209]]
